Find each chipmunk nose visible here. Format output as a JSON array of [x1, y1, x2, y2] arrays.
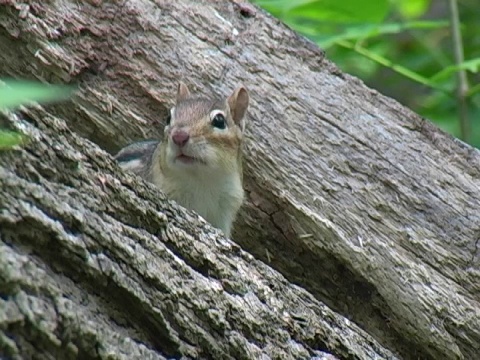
[[172, 130, 190, 147]]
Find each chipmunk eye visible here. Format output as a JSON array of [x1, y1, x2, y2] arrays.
[[211, 113, 226, 129]]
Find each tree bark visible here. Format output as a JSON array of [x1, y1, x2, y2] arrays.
[[0, 1, 478, 360]]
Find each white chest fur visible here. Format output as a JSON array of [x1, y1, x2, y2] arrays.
[[152, 165, 244, 237]]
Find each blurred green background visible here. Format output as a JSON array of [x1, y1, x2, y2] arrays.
[[0, 80, 74, 149], [253, 0, 480, 148]]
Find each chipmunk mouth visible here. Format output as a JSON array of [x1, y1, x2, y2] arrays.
[[175, 153, 206, 165]]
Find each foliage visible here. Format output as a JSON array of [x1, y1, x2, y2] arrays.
[[253, 0, 480, 148], [0, 130, 26, 150], [0, 80, 74, 149]]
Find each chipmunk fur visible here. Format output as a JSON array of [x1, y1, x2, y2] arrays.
[[114, 82, 249, 237]]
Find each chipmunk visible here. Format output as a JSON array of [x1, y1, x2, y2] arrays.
[[114, 82, 249, 237]]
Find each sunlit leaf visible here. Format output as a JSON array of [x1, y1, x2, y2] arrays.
[[394, 0, 431, 19], [0, 80, 75, 110]]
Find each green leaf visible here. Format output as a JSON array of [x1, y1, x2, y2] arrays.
[[0, 80, 75, 110], [312, 20, 449, 49], [255, 0, 317, 15], [430, 58, 480, 83], [0, 130, 27, 150], [394, 0, 431, 19], [336, 40, 450, 92], [287, 0, 390, 23]]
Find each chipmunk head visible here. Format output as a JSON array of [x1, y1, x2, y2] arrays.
[[162, 82, 249, 174]]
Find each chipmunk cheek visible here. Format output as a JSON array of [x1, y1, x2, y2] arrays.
[[163, 147, 175, 166], [211, 146, 231, 165]]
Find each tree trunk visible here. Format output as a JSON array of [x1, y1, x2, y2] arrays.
[[0, 1, 478, 359]]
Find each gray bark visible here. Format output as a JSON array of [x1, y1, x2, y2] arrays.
[[0, 1, 479, 359], [0, 106, 395, 360]]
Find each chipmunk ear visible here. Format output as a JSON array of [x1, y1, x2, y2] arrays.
[[227, 85, 249, 132], [176, 82, 191, 102]]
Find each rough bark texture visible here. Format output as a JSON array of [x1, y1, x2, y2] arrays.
[[1, 106, 393, 360], [0, 1, 479, 360]]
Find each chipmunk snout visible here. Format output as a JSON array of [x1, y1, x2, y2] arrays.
[[171, 130, 190, 147]]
